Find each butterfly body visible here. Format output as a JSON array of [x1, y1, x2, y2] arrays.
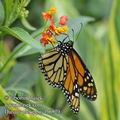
[[38, 40, 97, 113], [55, 41, 73, 55]]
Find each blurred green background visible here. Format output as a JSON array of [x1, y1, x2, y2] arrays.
[[0, 0, 120, 120]]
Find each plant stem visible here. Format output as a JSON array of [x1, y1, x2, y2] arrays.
[[0, 43, 26, 72]]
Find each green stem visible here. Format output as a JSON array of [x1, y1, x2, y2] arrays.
[[108, 0, 120, 119], [33, 30, 43, 39], [0, 43, 26, 72], [33, 21, 48, 39]]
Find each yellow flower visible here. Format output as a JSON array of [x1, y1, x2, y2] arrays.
[[49, 7, 57, 14], [54, 26, 69, 35], [42, 7, 56, 21], [48, 37, 57, 44]]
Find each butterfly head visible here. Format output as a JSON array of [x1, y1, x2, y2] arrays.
[[66, 40, 73, 46], [56, 40, 73, 55]]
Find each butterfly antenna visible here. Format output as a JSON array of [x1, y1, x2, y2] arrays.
[[63, 35, 69, 43], [61, 33, 71, 43], [72, 29, 75, 41], [75, 23, 83, 42]]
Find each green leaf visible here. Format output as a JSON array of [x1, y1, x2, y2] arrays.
[[0, 40, 15, 73], [0, 26, 45, 52], [68, 16, 95, 41], [14, 43, 40, 58], [12, 27, 43, 49], [6, 88, 31, 97], [107, 0, 120, 120], [0, 26, 47, 72], [0, 42, 26, 72], [6, 63, 39, 89], [0, 0, 5, 26], [68, 16, 95, 26], [0, 85, 57, 120], [3, 0, 19, 26]]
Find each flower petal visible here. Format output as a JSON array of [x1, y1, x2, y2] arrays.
[[42, 12, 52, 20], [59, 16, 68, 25], [49, 7, 57, 14]]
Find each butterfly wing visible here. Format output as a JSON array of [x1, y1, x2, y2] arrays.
[[39, 47, 80, 113], [71, 49, 97, 100], [61, 48, 97, 113], [38, 48, 68, 88], [38, 44, 97, 113], [61, 55, 80, 113]]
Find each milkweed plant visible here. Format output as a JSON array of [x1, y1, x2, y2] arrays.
[[0, 0, 94, 119], [1, 0, 119, 120]]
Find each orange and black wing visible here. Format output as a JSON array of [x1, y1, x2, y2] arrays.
[[71, 49, 97, 101], [38, 47, 97, 113], [60, 49, 97, 113], [60, 54, 80, 113], [38, 48, 68, 88]]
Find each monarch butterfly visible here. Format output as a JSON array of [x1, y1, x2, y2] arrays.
[[38, 34, 97, 113]]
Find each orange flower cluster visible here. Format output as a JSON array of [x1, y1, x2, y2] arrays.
[[40, 7, 68, 46]]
